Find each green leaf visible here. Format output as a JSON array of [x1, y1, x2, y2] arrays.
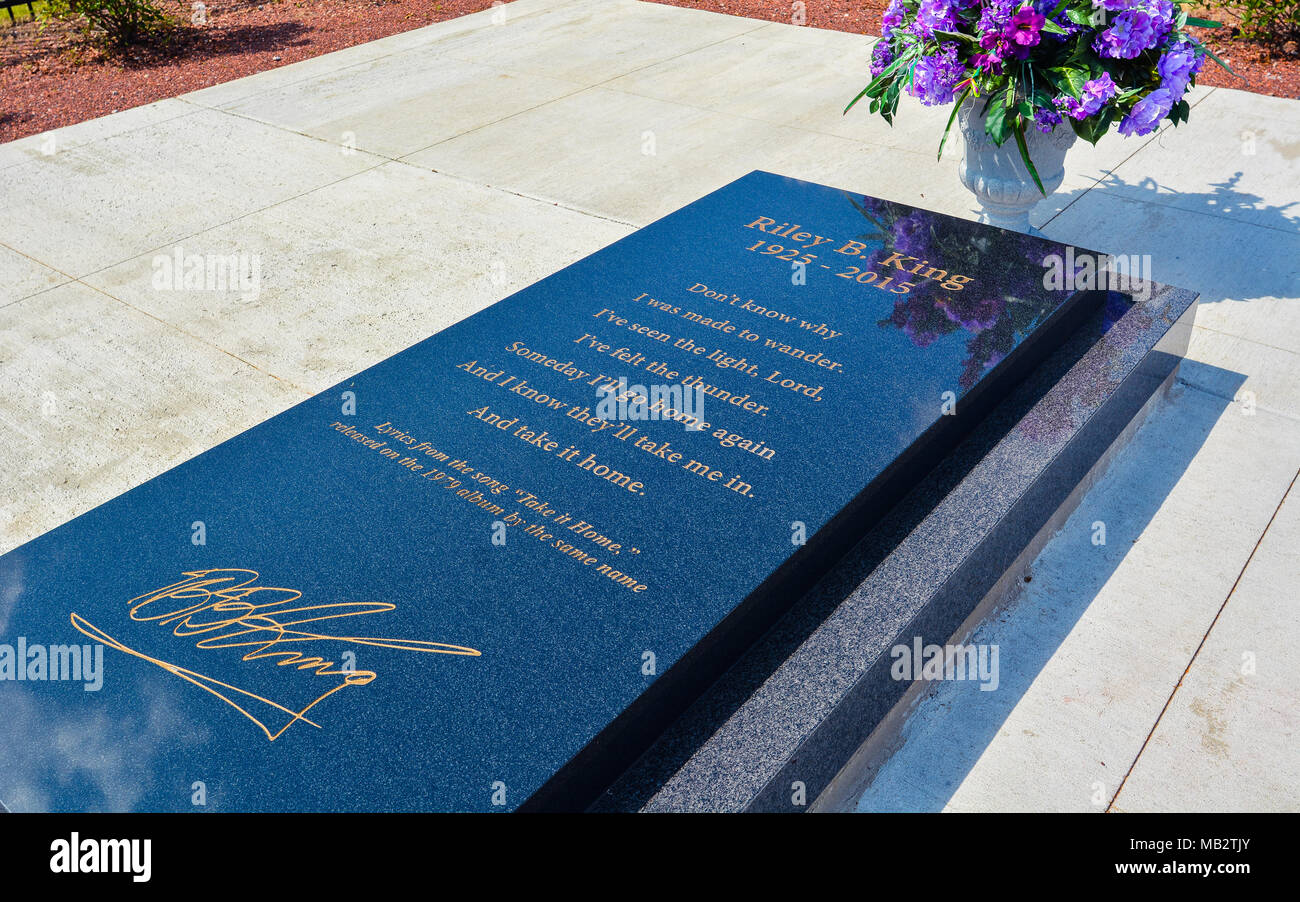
[[1062, 42, 1105, 78], [1068, 104, 1116, 145], [1194, 39, 1237, 76], [1069, 114, 1100, 144], [845, 48, 911, 115], [1045, 65, 1088, 98], [937, 86, 972, 162], [1097, 104, 1116, 136], [932, 29, 977, 44], [881, 75, 904, 125], [844, 82, 875, 115], [1028, 85, 1055, 113], [1184, 16, 1221, 29], [1066, 8, 1097, 27], [985, 93, 1011, 146], [1041, 19, 1067, 36], [1013, 123, 1046, 196]]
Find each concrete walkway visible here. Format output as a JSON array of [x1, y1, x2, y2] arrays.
[[1, 0, 1296, 811]]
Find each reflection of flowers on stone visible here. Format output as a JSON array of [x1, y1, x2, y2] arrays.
[[941, 291, 1006, 332], [892, 210, 932, 257], [883, 287, 957, 348], [857, 195, 1073, 390], [959, 321, 1013, 390]]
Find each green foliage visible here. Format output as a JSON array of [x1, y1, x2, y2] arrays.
[[44, 0, 168, 47], [1216, 0, 1300, 44]]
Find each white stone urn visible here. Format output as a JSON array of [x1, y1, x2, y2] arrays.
[[958, 99, 1077, 234]]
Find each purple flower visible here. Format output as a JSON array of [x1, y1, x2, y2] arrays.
[[881, 0, 906, 39], [1037, 0, 1078, 42], [1004, 5, 1046, 48], [980, 24, 1030, 64], [908, 42, 966, 106], [974, 1, 1018, 60], [1093, 1, 1174, 59], [1157, 40, 1203, 96], [1094, 9, 1156, 58], [1093, 0, 1138, 10], [1117, 88, 1175, 136], [978, 0, 1017, 32], [870, 38, 895, 77], [1034, 106, 1062, 133], [1057, 71, 1118, 119], [914, 0, 961, 39]]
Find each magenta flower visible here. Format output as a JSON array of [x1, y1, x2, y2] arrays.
[[1004, 5, 1046, 48]]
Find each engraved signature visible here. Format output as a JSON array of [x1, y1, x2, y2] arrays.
[[69, 569, 481, 741]]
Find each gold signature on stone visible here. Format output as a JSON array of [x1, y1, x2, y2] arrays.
[[70, 568, 480, 741]]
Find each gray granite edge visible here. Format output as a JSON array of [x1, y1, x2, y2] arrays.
[[626, 282, 1198, 811]]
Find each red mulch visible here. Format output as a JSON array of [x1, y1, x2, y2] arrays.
[[0, 0, 505, 143], [1, 0, 1295, 145], [651, 0, 1300, 98]]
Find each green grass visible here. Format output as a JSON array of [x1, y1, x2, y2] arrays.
[[2, 0, 51, 26]]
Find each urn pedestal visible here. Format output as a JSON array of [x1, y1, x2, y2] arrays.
[[958, 101, 1077, 234]]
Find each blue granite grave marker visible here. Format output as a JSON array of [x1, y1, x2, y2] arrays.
[[0, 172, 1100, 811]]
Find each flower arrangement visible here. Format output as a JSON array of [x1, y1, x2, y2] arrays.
[[847, 1, 1229, 192]]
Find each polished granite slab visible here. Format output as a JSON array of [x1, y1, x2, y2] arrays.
[[0, 172, 1100, 812], [598, 279, 1199, 812]]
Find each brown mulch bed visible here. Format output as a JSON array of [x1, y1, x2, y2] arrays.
[[1, 0, 1295, 145], [0, 0, 506, 143], [652, 0, 1300, 99]]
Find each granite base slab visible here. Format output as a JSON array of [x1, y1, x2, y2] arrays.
[[594, 279, 1199, 812]]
